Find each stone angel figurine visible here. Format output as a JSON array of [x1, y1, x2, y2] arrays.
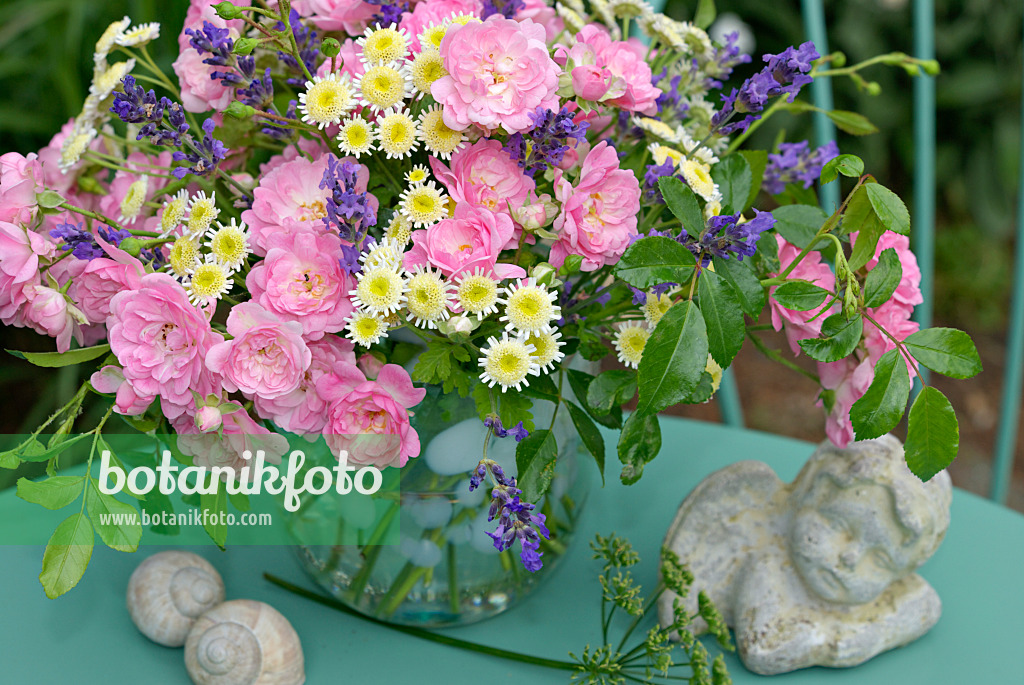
[[658, 435, 952, 675]]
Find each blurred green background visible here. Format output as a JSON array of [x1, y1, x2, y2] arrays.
[[0, 0, 1021, 505]]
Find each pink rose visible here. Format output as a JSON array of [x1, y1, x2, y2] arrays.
[[206, 302, 312, 401], [74, 236, 147, 324], [172, 1, 240, 112], [195, 404, 223, 432], [317, 363, 426, 469], [0, 152, 44, 227], [433, 16, 560, 134], [357, 352, 385, 379], [304, 0, 376, 35], [90, 365, 154, 415], [550, 141, 640, 271], [817, 357, 875, 448], [246, 228, 355, 340], [107, 273, 224, 418], [22, 285, 83, 353], [0, 220, 53, 326], [769, 235, 838, 356], [518, 0, 562, 40], [403, 203, 526, 280], [399, 0, 482, 52], [174, 404, 288, 481], [555, 25, 661, 115], [855, 230, 923, 372], [429, 139, 535, 222], [255, 335, 357, 435]]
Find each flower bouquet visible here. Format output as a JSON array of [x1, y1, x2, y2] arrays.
[[0, 0, 980, 626]]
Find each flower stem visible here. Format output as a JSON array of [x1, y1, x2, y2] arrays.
[[264, 573, 581, 670], [447, 543, 460, 614]]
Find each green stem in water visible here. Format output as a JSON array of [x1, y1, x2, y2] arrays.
[[447, 543, 460, 614], [263, 573, 580, 671]]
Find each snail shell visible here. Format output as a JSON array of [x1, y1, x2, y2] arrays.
[[185, 599, 305, 685], [127, 551, 226, 647]]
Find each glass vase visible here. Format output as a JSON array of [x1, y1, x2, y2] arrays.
[[296, 383, 592, 627]]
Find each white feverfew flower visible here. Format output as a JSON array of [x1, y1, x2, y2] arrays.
[[116, 22, 161, 47], [336, 116, 375, 158], [385, 213, 413, 247], [642, 292, 674, 326], [355, 62, 412, 113], [634, 117, 682, 144], [614, 322, 650, 369], [94, 16, 131, 67], [357, 24, 411, 65], [406, 165, 430, 185], [455, 268, 500, 320], [186, 191, 219, 237], [399, 181, 447, 227], [187, 256, 233, 306], [498, 278, 561, 336], [59, 125, 98, 173], [677, 21, 714, 58], [639, 13, 684, 50], [610, 0, 653, 19], [555, 3, 589, 34], [90, 59, 136, 101], [680, 158, 717, 201], [417, 105, 465, 160], [478, 333, 540, 392], [679, 128, 719, 166], [408, 50, 447, 98], [299, 72, 355, 129], [376, 107, 419, 159], [351, 265, 407, 315], [360, 238, 404, 271], [118, 176, 149, 225], [166, 237, 201, 280], [205, 218, 250, 272], [160, 190, 190, 236], [346, 310, 390, 347], [418, 23, 449, 54], [405, 266, 453, 329], [525, 331, 565, 373]]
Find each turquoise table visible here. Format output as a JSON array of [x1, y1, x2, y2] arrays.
[[2, 417, 1022, 683]]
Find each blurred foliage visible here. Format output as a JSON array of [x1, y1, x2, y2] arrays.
[[0, 0, 187, 155]]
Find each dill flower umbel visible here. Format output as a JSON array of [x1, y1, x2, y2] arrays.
[[377, 108, 419, 159], [358, 24, 410, 64], [336, 117, 375, 157], [499, 278, 561, 336], [405, 266, 453, 329], [166, 237, 200, 280], [186, 191, 219, 237], [160, 190, 189, 236], [614, 322, 650, 369], [526, 331, 565, 373], [298, 72, 354, 129], [351, 265, 407, 314], [399, 181, 447, 227], [417, 105, 465, 160], [355, 62, 411, 113], [118, 177, 148, 225], [346, 310, 389, 346], [205, 218, 250, 272], [187, 256, 233, 306], [456, 268, 500, 320], [479, 333, 541, 392]]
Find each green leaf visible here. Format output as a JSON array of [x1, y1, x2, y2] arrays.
[[36, 190, 66, 209], [566, 401, 605, 485], [473, 384, 536, 432], [772, 280, 832, 311], [850, 349, 910, 440], [200, 481, 228, 548], [905, 386, 959, 481], [753, 229, 780, 273], [39, 513, 93, 599], [698, 272, 744, 368], [587, 370, 637, 415], [516, 429, 558, 502], [865, 184, 911, 236], [96, 436, 145, 500], [903, 328, 983, 379], [693, 0, 716, 29], [637, 301, 708, 415], [844, 184, 885, 272], [0, 449, 19, 469], [771, 204, 829, 250], [412, 342, 452, 384], [798, 313, 864, 362], [566, 369, 620, 429], [826, 111, 879, 136], [140, 487, 179, 535], [712, 257, 764, 316], [658, 177, 703, 233], [820, 154, 865, 184], [863, 248, 903, 308], [86, 480, 142, 552], [614, 236, 697, 289], [7, 343, 110, 368], [617, 412, 661, 485], [16, 431, 91, 462], [738, 150, 768, 211], [711, 154, 752, 215], [17, 475, 84, 510]]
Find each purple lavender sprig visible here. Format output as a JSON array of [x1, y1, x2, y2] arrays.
[[111, 75, 189, 147], [504, 106, 589, 178], [366, 0, 409, 27], [171, 118, 229, 180], [764, 140, 840, 195], [469, 459, 551, 572], [320, 155, 377, 244], [274, 9, 320, 86], [484, 415, 529, 442], [481, 0, 525, 20], [185, 21, 234, 67]]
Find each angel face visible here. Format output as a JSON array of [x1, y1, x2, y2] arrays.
[[788, 479, 924, 605]]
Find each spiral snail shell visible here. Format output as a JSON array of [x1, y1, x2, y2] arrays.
[[127, 551, 226, 647], [184, 599, 305, 685]]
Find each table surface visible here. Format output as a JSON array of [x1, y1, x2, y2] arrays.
[[1, 417, 1022, 684]]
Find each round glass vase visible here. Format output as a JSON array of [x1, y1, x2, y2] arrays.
[[296, 383, 592, 627]]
